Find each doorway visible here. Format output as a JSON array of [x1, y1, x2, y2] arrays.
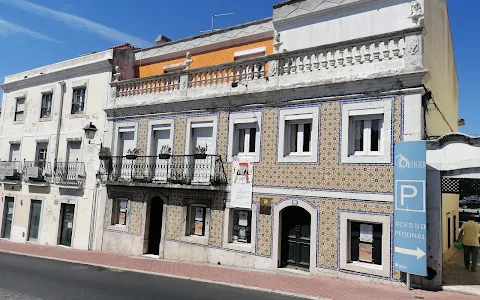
[[58, 203, 75, 247], [280, 206, 311, 270], [146, 197, 163, 255], [2, 197, 15, 239], [28, 200, 42, 242]]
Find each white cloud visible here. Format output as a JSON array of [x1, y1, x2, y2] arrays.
[[0, 18, 61, 43], [1, 0, 150, 47]]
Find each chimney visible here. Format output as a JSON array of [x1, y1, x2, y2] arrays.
[[155, 35, 172, 45]]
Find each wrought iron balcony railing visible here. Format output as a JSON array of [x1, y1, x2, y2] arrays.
[[23, 161, 52, 184], [98, 155, 227, 187], [0, 161, 23, 181], [53, 161, 86, 187]]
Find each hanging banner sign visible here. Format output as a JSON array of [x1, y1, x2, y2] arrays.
[[230, 157, 253, 209], [393, 141, 427, 277], [0, 162, 15, 177]]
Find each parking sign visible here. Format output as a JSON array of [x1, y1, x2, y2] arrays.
[[393, 141, 427, 277]]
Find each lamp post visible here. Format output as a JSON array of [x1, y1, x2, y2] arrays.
[[83, 122, 98, 142]]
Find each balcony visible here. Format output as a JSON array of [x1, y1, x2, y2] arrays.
[[53, 161, 86, 188], [98, 155, 228, 189], [109, 27, 425, 111], [0, 161, 23, 183], [23, 161, 52, 185]]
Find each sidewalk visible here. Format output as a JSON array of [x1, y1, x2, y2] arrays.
[[443, 249, 480, 296], [0, 241, 477, 300]]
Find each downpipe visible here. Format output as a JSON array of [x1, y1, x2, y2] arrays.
[[88, 178, 100, 250]]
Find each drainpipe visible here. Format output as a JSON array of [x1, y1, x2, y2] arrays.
[[88, 178, 100, 250], [54, 82, 66, 166]]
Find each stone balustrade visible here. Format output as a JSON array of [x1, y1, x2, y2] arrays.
[[110, 27, 422, 102]]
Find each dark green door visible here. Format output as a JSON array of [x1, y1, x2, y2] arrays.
[[59, 204, 75, 247], [28, 200, 42, 242], [2, 197, 14, 239], [281, 206, 311, 269]]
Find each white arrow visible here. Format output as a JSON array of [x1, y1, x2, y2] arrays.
[[395, 247, 426, 259]]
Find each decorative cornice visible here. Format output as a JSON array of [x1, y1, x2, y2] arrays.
[[427, 133, 480, 149], [1, 50, 113, 92]]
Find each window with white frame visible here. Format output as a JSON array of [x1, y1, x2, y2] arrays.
[[339, 212, 391, 277], [229, 209, 252, 244], [228, 112, 262, 162], [112, 199, 128, 226], [278, 107, 319, 163], [341, 100, 392, 164], [349, 115, 383, 156], [14, 97, 25, 122], [71, 87, 86, 115], [186, 204, 207, 236], [40, 93, 53, 118], [285, 119, 312, 156]]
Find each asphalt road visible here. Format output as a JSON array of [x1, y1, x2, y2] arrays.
[[0, 253, 303, 300]]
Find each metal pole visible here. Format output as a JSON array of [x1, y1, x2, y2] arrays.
[[406, 273, 411, 290]]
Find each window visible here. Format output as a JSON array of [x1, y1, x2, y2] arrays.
[[9, 143, 21, 162], [186, 205, 207, 236], [40, 93, 53, 118], [340, 212, 391, 277], [112, 199, 128, 226], [236, 125, 256, 155], [278, 107, 319, 163], [71, 87, 86, 114], [230, 209, 252, 244], [349, 221, 382, 265], [228, 112, 262, 162], [36, 143, 48, 168], [349, 116, 383, 156], [14, 98, 25, 122], [341, 100, 392, 164], [285, 120, 312, 155]]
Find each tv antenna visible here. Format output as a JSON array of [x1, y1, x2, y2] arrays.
[[200, 13, 234, 33]]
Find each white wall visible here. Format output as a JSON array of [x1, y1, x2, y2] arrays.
[[274, 0, 423, 51], [0, 59, 111, 250]]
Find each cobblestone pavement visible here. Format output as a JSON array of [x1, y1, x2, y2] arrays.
[[0, 241, 478, 300], [443, 249, 480, 296]]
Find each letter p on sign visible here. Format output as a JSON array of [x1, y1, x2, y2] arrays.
[[400, 185, 417, 206], [395, 180, 426, 212]]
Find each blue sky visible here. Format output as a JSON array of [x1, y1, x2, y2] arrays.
[[0, 0, 477, 134]]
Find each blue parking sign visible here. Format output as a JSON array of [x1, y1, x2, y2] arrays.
[[393, 141, 427, 276]]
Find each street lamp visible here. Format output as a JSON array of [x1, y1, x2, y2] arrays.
[[83, 122, 98, 143]]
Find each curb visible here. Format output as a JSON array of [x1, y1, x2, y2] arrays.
[[0, 249, 330, 300], [443, 286, 480, 297]]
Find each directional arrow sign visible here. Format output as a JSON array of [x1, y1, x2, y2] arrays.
[[394, 247, 426, 260], [393, 141, 427, 276]]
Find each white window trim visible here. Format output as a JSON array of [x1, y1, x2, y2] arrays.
[[339, 212, 391, 277], [223, 202, 257, 253], [109, 198, 129, 229], [180, 203, 211, 245], [184, 115, 218, 155], [114, 122, 138, 156], [341, 100, 392, 164], [278, 106, 319, 163], [13, 96, 26, 124], [227, 111, 262, 162], [39, 91, 54, 120], [70, 81, 88, 117], [146, 119, 175, 156]]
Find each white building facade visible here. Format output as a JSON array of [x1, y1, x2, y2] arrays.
[[0, 50, 119, 250]]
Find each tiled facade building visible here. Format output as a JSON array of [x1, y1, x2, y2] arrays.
[[97, 0, 458, 284], [0, 0, 459, 288]]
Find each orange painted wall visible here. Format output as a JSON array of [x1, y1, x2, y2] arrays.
[[138, 38, 273, 78]]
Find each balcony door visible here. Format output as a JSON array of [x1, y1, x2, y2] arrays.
[[65, 141, 81, 183], [8, 144, 21, 178], [33, 143, 48, 181], [152, 126, 171, 182], [117, 130, 135, 179], [191, 124, 214, 183]]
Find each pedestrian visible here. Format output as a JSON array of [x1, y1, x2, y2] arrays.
[[458, 214, 480, 272]]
